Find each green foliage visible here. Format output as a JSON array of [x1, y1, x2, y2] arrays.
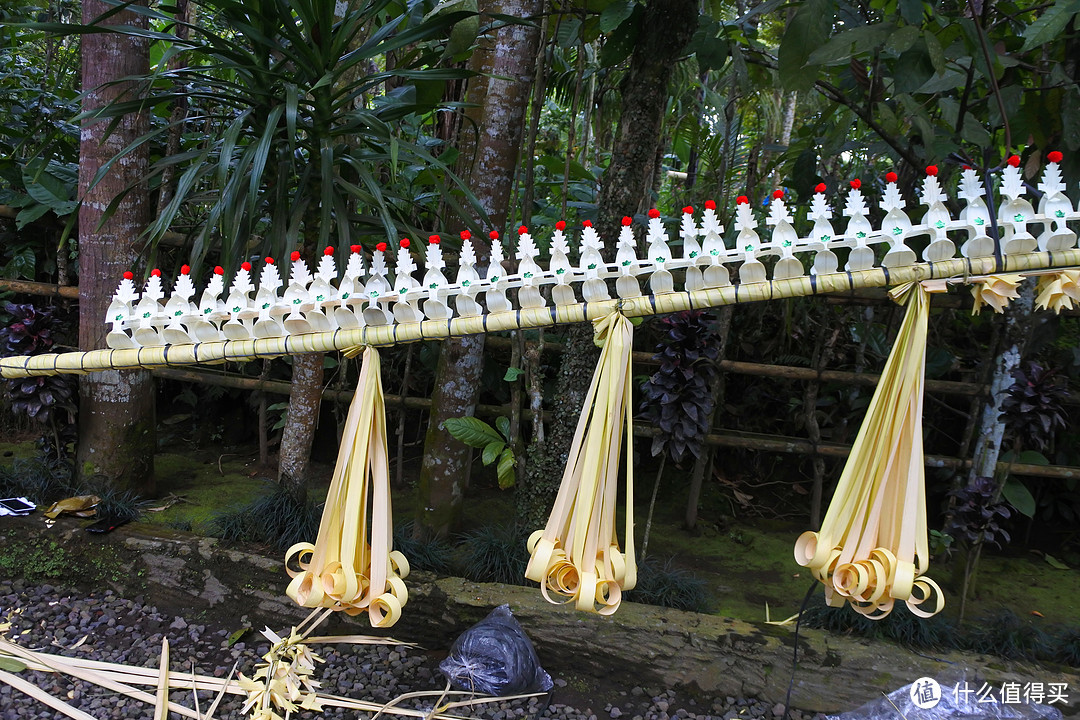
[[458, 524, 530, 586], [625, 556, 712, 613], [443, 415, 516, 489], [211, 485, 320, 551], [392, 520, 453, 575]]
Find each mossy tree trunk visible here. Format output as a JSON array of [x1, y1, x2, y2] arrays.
[[76, 0, 155, 494], [416, 0, 545, 538], [518, 0, 699, 530]]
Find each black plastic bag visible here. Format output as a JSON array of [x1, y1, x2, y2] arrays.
[[438, 604, 554, 696]]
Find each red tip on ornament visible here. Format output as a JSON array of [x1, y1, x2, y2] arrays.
[[926, 165, 938, 176], [772, 189, 784, 200], [123, 271, 134, 280], [399, 238, 410, 249], [705, 200, 717, 210], [682, 206, 694, 214], [621, 216, 632, 226], [151, 268, 161, 277], [213, 266, 224, 275], [290, 250, 301, 262], [519, 225, 528, 235], [1007, 155, 1021, 168], [460, 230, 471, 241], [350, 245, 361, 253], [1048, 151, 1063, 163], [489, 230, 499, 240], [963, 165, 972, 171], [180, 265, 190, 275], [265, 257, 274, 265], [849, 179, 861, 190], [323, 246, 334, 256], [240, 262, 251, 272], [736, 195, 749, 205], [815, 183, 826, 193], [885, 172, 897, 183], [649, 209, 660, 219], [375, 242, 387, 253], [582, 220, 592, 228], [556, 220, 566, 231], [429, 235, 440, 245]]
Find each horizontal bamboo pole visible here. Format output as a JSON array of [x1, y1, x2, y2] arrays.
[[154, 365, 1079, 481], [631, 425, 1080, 481], [0, 278, 80, 299], [5, 250, 1080, 379]]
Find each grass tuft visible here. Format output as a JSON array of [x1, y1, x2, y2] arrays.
[[392, 521, 453, 575], [211, 485, 320, 551], [458, 524, 531, 586], [626, 556, 712, 612]]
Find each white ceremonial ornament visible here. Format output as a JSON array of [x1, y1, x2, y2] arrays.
[[1037, 155, 1077, 252], [766, 192, 804, 280], [391, 241, 424, 325], [283, 254, 315, 336], [454, 238, 483, 318], [615, 220, 642, 299], [699, 202, 731, 288], [998, 158, 1038, 255], [549, 223, 577, 307], [133, 272, 168, 347], [680, 208, 704, 292], [422, 237, 453, 320], [579, 222, 609, 302], [363, 247, 394, 326], [335, 247, 367, 329], [958, 167, 995, 259], [516, 228, 547, 309], [306, 251, 340, 332], [105, 274, 140, 349], [734, 200, 767, 285], [162, 269, 198, 345], [221, 264, 256, 341], [253, 259, 285, 339], [879, 178, 916, 268], [808, 187, 839, 275], [843, 182, 876, 272], [190, 269, 227, 343], [920, 170, 956, 262], [484, 235, 513, 314], [646, 211, 675, 296]]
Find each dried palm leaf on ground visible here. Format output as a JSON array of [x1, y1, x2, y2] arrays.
[[526, 311, 636, 614], [795, 282, 945, 619], [284, 346, 410, 627]]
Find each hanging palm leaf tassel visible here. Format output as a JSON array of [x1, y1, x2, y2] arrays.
[[285, 346, 410, 627], [526, 311, 637, 615], [794, 281, 945, 620]]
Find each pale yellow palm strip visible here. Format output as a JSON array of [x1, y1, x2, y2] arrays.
[[285, 346, 409, 627], [795, 282, 944, 619], [526, 312, 636, 614]]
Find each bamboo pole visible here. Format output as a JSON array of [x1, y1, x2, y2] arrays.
[[0, 278, 79, 299], [5, 250, 1080, 379], [151, 365, 1080, 481]]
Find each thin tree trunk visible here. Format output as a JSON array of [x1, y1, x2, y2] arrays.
[[416, 0, 545, 538], [278, 353, 324, 502], [76, 0, 156, 494]]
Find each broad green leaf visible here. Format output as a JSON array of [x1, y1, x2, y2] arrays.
[[884, 25, 920, 54], [2, 247, 36, 279], [496, 448, 515, 489], [444, 0, 479, 58], [482, 440, 505, 466], [14, 204, 50, 230], [807, 24, 892, 66], [21, 165, 75, 215], [1002, 477, 1036, 518], [915, 70, 965, 94], [959, 117, 992, 148], [1063, 88, 1080, 151], [556, 16, 582, 49], [503, 367, 524, 382], [1017, 450, 1049, 465], [1021, 0, 1080, 52], [893, 43, 934, 94], [599, 1, 635, 33], [898, 0, 924, 25], [0, 657, 27, 672], [599, 5, 642, 67], [924, 29, 945, 73], [495, 415, 511, 439], [443, 416, 503, 449], [777, 0, 834, 92], [1044, 554, 1069, 570]]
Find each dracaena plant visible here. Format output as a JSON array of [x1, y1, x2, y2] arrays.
[[1, 302, 77, 459], [1001, 361, 1068, 453], [638, 310, 722, 463]]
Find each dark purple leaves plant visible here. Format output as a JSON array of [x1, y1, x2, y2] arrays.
[[1001, 361, 1068, 452], [639, 311, 722, 463], [944, 476, 1012, 549]]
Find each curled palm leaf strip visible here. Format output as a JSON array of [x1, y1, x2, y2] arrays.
[[285, 346, 409, 627], [526, 311, 637, 615], [795, 281, 945, 619]]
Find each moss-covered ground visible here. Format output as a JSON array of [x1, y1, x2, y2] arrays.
[[3, 440, 1078, 631]]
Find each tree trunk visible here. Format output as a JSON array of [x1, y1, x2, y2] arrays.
[[76, 0, 156, 494], [520, 0, 698, 531], [278, 353, 324, 502], [415, 0, 545, 538]]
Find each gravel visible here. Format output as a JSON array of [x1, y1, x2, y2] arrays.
[[0, 578, 826, 720]]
